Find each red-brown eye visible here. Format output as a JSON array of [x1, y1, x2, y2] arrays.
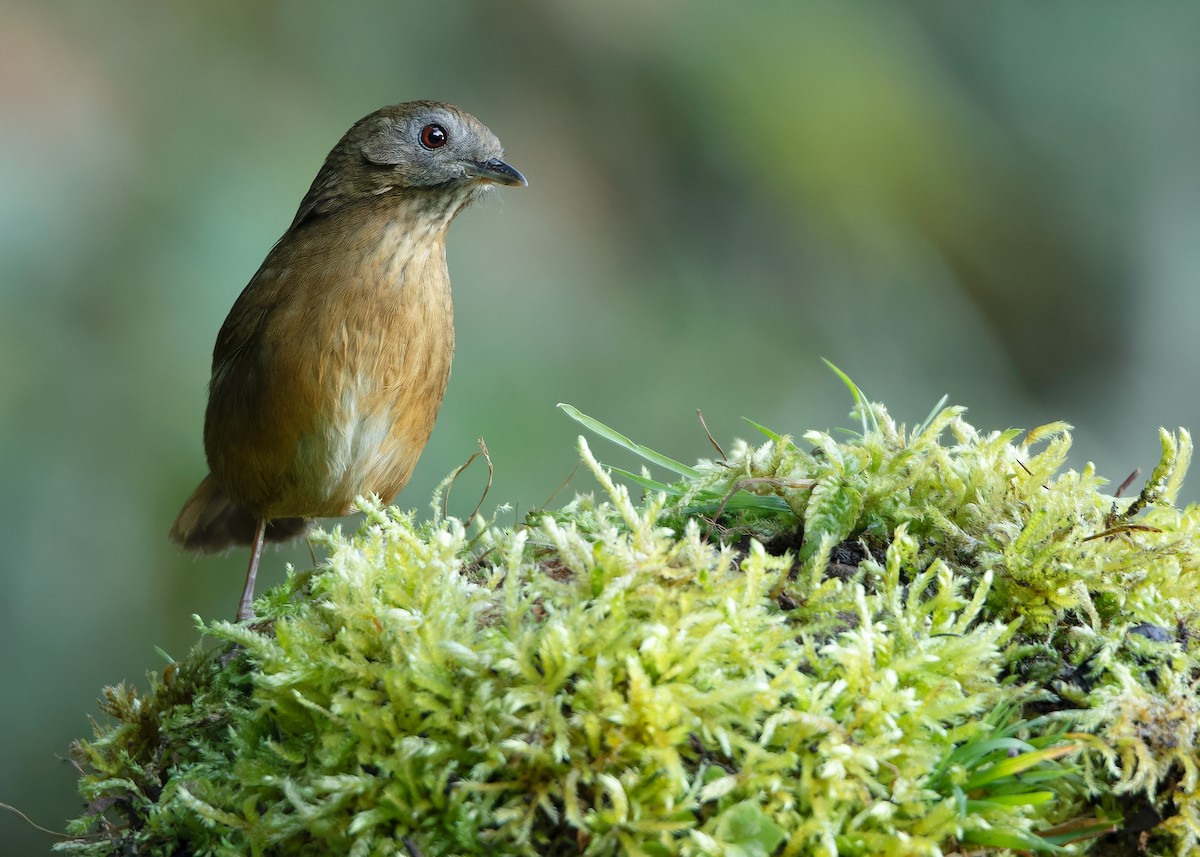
[[419, 123, 448, 149]]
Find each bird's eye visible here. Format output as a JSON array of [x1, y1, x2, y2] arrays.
[[419, 123, 448, 149]]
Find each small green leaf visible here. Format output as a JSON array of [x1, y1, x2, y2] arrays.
[[713, 800, 786, 857]]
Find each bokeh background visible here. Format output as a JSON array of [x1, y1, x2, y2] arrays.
[[3, 2, 1199, 851]]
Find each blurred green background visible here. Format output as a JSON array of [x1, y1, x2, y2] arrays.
[[3, 2, 1199, 851]]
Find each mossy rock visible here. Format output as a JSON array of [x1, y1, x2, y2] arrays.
[[61, 399, 1200, 855]]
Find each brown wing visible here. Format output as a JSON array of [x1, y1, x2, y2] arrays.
[[202, 243, 323, 517]]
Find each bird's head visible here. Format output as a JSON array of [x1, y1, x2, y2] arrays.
[[291, 101, 526, 229]]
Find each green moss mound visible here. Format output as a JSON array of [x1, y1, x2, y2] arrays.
[[62, 400, 1200, 855]]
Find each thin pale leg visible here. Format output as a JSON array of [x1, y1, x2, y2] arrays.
[[237, 518, 268, 621]]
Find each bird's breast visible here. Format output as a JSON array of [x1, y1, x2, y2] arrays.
[[303, 219, 456, 513], [209, 209, 457, 519]]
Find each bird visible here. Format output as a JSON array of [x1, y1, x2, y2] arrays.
[[169, 101, 526, 621]]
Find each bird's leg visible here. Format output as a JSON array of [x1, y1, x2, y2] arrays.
[[237, 518, 268, 621]]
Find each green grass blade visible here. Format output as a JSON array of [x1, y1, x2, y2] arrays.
[[962, 744, 1081, 791], [963, 828, 1064, 853], [914, 394, 950, 437], [741, 417, 782, 442], [966, 791, 1056, 809], [822, 358, 879, 435], [682, 491, 794, 517], [606, 465, 794, 517], [559, 404, 700, 478], [609, 466, 684, 496]]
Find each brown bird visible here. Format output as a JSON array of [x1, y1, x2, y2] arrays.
[[170, 101, 526, 620]]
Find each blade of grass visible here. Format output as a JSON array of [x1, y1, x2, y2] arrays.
[[609, 467, 684, 496], [559, 404, 700, 478], [609, 466, 793, 515], [962, 744, 1082, 791], [741, 417, 782, 442], [561, 404, 795, 519], [822, 358, 879, 435], [914, 394, 949, 437], [966, 791, 1056, 809], [963, 828, 1064, 853], [683, 492, 794, 516]]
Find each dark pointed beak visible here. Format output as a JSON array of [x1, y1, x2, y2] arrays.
[[465, 158, 527, 187]]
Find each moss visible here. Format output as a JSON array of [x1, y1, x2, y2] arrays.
[[61, 400, 1200, 855]]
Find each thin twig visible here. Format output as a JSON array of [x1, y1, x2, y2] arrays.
[[539, 461, 581, 512], [1014, 456, 1051, 489], [1083, 524, 1162, 542], [1115, 468, 1141, 499], [443, 438, 494, 524], [696, 409, 727, 461], [0, 801, 72, 839]]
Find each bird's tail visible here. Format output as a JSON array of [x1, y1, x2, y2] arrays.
[[170, 474, 308, 553]]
